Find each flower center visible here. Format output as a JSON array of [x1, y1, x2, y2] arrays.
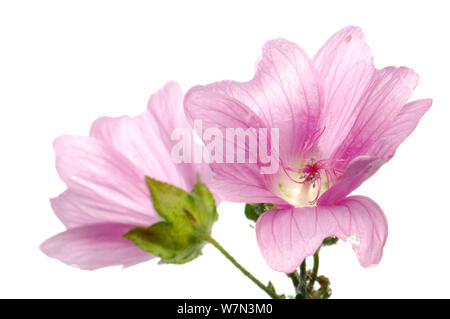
[[276, 159, 341, 207]]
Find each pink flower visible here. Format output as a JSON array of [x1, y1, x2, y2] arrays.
[[184, 26, 432, 273], [41, 82, 210, 270]]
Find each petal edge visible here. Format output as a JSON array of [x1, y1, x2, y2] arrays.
[[256, 196, 388, 273]]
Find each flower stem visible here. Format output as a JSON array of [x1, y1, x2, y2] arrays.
[[308, 248, 320, 294], [299, 260, 307, 297], [206, 236, 282, 299], [287, 270, 300, 293]]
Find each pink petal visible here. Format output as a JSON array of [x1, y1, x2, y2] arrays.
[[53, 135, 158, 226], [185, 85, 286, 205], [332, 66, 419, 162], [51, 189, 154, 228], [184, 39, 323, 204], [318, 156, 390, 206], [90, 82, 199, 190], [313, 26, 375, 158], [321, 100, 432, 202], [250, 38, 321, 162], [368, 98, 432, 157], [147, 81, 207, 188], [256, 196, 388, 273], [207, 164, 287, 205], [40, 223, 153, 270], [146, 82, 190, 153], [186, 38, 321, 164]]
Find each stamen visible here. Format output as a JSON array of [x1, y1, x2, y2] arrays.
[[281, 165, 305, 184], [278, 157, 343, 207]]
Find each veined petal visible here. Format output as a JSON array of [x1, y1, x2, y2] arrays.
[[318, 156, 390, 206], [256, 196, 388, 273], [207, 164, 287, 205], [314, 26, 375, 157], [185, 86, 286, 205], [314, 26, 370, 70], [90, 82, 199, 190], [54, 135, 158, 226], [332, 66, 419, 162], [40, 223, 153, 270], [251, 38, 321, 162], [368, 98, 432, 157], [147, 81, 205, 188], [146, 81, 188, 149], [90, 115, 180, 185], [186, 38, 321, 164], [51, 189, 158, 228]]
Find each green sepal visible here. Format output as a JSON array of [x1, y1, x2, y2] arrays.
[[124, 176, 218, 264], [321, 236, 339, 247], [244, 203, 277, 222]]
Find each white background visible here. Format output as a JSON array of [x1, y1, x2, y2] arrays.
[[1, 0, 449, 298]]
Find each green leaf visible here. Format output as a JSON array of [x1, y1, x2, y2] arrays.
[[124, 177, 218, 264], [322, 236, 339, 247], [244, 203, 277, 222]]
